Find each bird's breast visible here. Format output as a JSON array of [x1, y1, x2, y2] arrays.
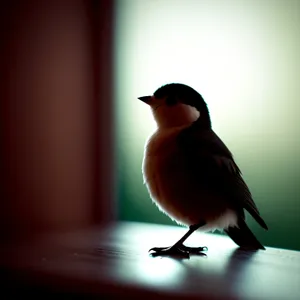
[[142, 128, 237, 230]]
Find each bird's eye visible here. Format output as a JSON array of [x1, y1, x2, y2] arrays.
[[165, 96, 177, 106]]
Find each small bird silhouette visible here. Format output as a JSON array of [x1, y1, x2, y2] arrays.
[[139, 83, 268, 258]]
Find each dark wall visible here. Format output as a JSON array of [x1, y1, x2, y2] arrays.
[[0, 0, 115, 239]]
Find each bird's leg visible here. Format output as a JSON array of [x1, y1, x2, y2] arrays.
[[149, 222, 207, 258]]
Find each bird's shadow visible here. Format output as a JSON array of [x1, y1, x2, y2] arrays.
[[224, 247, 258, 274]]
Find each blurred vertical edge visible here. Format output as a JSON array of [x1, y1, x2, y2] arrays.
[[0, 0, 116, 241], [90, 0, 116, 226]]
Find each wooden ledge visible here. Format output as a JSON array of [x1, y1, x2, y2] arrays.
[[1, 221, 299, 299]]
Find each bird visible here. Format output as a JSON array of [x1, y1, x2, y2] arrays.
[[138, 83, 268, 258]]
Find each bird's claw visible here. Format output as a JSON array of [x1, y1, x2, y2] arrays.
[[179, 245, 208, 254], [149, 244, 207, 259]]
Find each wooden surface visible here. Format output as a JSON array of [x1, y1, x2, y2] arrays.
[[1, 221, 300, 299]]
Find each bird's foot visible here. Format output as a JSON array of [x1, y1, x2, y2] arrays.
[[179, 244, 208, 254], [149, 244, 207, 259]]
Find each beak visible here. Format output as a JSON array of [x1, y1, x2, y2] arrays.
[[138, 96, 152, 104]]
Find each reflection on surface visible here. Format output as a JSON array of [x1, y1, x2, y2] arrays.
[[112, 222, 243, 283], [112, 223, 300, 299], [112, 223, 266, 298]]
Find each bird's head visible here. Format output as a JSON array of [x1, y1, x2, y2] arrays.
[[138, 83, 211, 129]]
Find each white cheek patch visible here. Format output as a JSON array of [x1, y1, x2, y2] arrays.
[[181, 103, 200, 121], [152, 102, 200, 128]]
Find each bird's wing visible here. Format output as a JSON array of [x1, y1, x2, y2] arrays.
[[177, 126, 268, 230]]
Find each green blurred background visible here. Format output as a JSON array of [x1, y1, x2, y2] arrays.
[[114, 0, 300, 251]]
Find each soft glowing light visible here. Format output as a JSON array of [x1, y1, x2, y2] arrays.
[[115, 0, 300, 143], [115, 0, 300, 250]]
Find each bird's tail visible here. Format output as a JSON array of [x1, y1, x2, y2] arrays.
[[224, 218, 265, 250]]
